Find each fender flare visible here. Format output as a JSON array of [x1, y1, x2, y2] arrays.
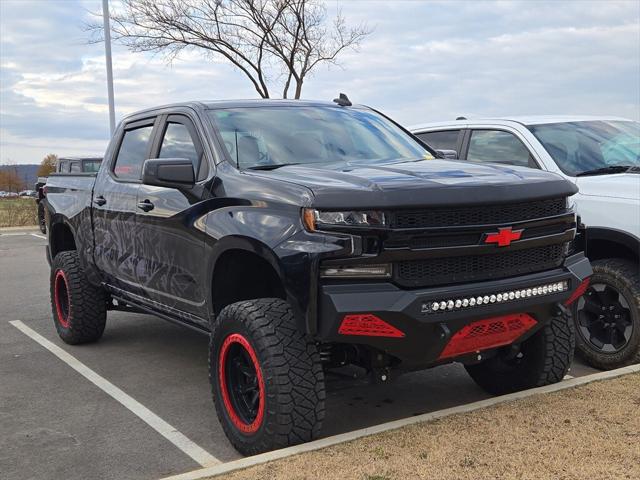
[[586, 227, 640, 260], [206, 235, 307, 326]]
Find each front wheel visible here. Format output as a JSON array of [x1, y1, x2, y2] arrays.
[[465, 310, 574, 395], [209, 299, 325, 456], [574, 258, 640, 370]]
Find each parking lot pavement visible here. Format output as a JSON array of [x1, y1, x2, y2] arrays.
[[0, 230, 598, 480]]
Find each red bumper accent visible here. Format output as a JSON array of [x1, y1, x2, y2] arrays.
[[338, 314, 405, 338], [438, 313, 538, 360], [564, 278, 590, 306]]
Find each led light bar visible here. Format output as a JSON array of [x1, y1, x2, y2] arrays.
[[423, 281, 569, 314]]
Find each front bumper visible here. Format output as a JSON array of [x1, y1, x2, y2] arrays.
[[317, 252, 591, 367]]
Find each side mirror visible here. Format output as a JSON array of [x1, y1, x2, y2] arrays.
[[142, 158, 195, 189], [435, 149, 458, 160]]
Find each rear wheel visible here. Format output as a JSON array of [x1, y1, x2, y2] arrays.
[[209, 298, 325, 455], [465, 310, 574, 395], [574, 258, 640, 370], [50, 251, 107, 344]]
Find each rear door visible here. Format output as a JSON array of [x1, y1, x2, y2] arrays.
[[134, 113, 211, 318], [93, 117, 159, 292]]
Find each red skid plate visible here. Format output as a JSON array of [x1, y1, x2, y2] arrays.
[[439, 313, 537, 360]]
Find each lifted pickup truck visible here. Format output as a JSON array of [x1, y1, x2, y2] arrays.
[[44, 99, 591, 455]]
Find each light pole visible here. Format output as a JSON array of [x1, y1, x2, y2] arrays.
[[102, 0, 115, 135]]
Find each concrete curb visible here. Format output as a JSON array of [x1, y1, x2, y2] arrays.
[[160, 364, 640, 480]]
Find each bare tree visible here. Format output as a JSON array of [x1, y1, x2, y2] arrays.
[[89, 0, 371, 99]]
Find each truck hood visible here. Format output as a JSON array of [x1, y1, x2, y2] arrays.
[[248, 159, 577, 209], [576, 173, 640, 201]]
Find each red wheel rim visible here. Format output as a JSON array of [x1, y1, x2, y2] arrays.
[[218, 333, 265, 434], [54, 269, 71, 328]]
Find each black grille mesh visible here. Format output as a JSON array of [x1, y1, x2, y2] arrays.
[[392, 197, 566, 229], [395, 244, 566, 288]]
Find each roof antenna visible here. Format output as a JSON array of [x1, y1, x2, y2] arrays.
[[456, 116, 467, 120], [333, 93, 352, 107]]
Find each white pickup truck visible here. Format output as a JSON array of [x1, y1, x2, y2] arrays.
[[411, 116, 639, 370]]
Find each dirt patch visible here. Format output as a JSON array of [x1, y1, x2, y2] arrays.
[[0, 198, 37, 227], [215, 373, 639, 480]]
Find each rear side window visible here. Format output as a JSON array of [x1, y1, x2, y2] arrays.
[[83, 160, 101, 173], [58, 161, 69, 173], [467, 130, 532, 167], [159, 123, 200, 171], [416, 130, 461, 153], [113, 125, 154, 180]]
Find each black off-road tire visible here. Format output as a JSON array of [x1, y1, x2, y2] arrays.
[[50, 251, 107, 344], [465, 311, 575, 395], [209, 298, 325, 456], [37, 202, 46, 234], [574, 258, 640, 370]]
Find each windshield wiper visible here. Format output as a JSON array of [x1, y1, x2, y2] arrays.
[[246, 163, 299, 171], [576, 165, 634, 177]]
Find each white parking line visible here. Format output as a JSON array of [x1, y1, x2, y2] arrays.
[[30, 233, 47, 239], [9, 320, 221, 468]]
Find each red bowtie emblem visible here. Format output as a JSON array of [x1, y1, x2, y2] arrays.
[[484, 227, 523, 247]]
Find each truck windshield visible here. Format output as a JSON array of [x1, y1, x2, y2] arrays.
[[528, 120, 640, 176], [208, 106, 432, 169]]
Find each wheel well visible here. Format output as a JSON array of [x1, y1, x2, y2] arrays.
[[587, 237, 638, 263], [50, 223, 76, 258], [212, 249, 286, 317]]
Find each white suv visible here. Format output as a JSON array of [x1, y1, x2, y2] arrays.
[[411, 116, 639, 370]]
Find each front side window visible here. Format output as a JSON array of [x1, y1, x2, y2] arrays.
[[113, 125, 154, 180], [159, 123, 200, 171], [467, 130, 532, 167], [416, 130, 461, 154], [528, 121, 640, 176], [208, 106, 432, 169]]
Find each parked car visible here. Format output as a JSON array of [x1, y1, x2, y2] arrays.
[[44, 99, 590, 455], [35, 157, 102, 233], [411, 116, 639, 369]]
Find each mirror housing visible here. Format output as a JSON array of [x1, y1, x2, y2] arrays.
[[435, 149, 458, 160], [142, 158, 195, 189]]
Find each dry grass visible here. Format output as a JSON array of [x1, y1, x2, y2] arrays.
[[216, 373, 640, 480], [0, 198, 37, 227]]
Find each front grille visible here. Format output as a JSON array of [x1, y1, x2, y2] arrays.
[[395, 243, 567, 288], [391, 197, 566, 229]]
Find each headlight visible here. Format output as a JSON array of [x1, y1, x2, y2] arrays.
[[303, 208, 386, 231]]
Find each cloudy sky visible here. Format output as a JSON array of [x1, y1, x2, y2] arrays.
[[1, 0, 639, 164]]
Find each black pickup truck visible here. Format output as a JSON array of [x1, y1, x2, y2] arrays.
[[44, 99, 591, 455]]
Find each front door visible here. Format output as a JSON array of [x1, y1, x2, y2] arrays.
[[135, 114, 211, 320]]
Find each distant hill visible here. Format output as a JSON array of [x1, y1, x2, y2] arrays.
[[0, 164, 40, 189]]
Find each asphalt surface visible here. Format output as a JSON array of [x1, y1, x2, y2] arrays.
[[0, 229, 598, 480]]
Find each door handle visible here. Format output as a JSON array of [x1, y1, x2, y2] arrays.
[[137, 199, 154, 212], [93, 196, 106, 206]]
